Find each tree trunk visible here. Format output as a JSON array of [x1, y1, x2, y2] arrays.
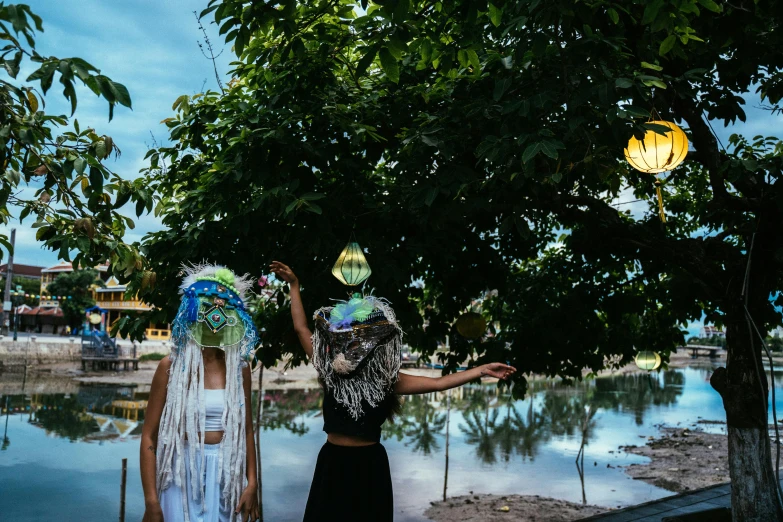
[[711, 310, 782, 521]]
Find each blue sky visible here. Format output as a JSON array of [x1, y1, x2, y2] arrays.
[[3, 2, 782, 338], [0, 0, 232, 266]]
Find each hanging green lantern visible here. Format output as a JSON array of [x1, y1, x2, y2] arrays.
[[635, 350, 662, 371], [332, 241, 372, 286], [455, 312, 487, 340]]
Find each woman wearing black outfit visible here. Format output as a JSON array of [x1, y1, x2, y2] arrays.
[[270, 261, 516, 522]]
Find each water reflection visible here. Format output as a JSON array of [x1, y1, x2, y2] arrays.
[[0, 368, 754, 521]]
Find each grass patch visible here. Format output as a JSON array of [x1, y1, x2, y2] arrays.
[[139, 352, 167, 362]]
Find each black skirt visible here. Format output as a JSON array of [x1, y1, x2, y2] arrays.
[[303, 441, 393, 522]]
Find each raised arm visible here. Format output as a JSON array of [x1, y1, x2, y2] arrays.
[[140, 356, 172, 522], [394, 362, 516, 395], [269, 261, 313, 359]]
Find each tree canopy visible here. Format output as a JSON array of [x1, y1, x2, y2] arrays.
[[46, 269, 99, 328], [0, 4, 151, 279], [139, 0, 782, 387]]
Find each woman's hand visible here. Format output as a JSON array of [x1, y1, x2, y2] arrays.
[[235, 484, 260, 521], [269, 261, 298, 286], [142, 501, 164, 522], [480, 362, 517, 380]]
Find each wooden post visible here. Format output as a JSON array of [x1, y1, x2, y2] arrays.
[[443, 389, 451, 502], [119, 458, 127, 522], [255, 364, 265, 521]]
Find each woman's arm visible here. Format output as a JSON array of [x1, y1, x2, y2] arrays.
[[269, 261, 313, 359], [140, 356, 172, 522], [235, 365, 260, 521], [394, 362, 516, 395]]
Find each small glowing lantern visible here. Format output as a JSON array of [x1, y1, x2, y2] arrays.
[[455, 312, 487, 340], [332, 241, 372, 286], [89, 313, 103, 325], [635, 350, 662, 371], [624, 120, 688, 223]]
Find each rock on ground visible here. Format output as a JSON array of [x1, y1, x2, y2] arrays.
[[424, 494, 606, 522], [620, 427, 734, 493]]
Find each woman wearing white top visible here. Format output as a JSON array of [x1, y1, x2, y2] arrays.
[[140, 265, 261, 522]]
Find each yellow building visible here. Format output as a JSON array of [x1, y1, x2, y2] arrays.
[[92, 277, 171, 341], [39, 262, 170, 340]]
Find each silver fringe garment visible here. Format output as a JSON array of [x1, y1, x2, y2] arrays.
[[312, 297, 403, 419]]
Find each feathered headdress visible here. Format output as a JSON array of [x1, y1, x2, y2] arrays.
[[312, 294, 403, 419], [157, 263, 259, 522]]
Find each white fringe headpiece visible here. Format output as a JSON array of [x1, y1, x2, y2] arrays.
[[156, 263, 254, 522]]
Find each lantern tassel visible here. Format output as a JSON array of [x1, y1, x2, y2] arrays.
[[655, 179, 666, 223]]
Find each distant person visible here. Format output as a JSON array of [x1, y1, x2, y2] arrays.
[[140, 265, 261, 522], [270, 261, 516, 522]]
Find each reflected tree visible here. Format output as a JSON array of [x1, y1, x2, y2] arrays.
[[401, 395, 447, 456]]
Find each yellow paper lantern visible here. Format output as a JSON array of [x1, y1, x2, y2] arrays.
[[624, 121, 688, 173], [635, 350, 662, 371], [89, 313, 103, 325], [455, 312, 487, 340], [332, 241, 372, 286], [624, 120, 688, 223]]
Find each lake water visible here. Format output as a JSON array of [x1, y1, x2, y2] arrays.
[[2, 366, 781, 521]]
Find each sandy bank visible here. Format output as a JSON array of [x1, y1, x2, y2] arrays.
[[424, 493, 606, 521]]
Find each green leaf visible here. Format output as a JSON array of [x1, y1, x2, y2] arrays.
[[301, 192, 326, 201], [420, 39, 433, 64], [642, 0, 664, 25], [425, 187, 438, 206], [522, 143, 541, 164], [493, 78, 512, 101], [89, 166, 103, 191], [659, 35, 677, 56], [540, 141, 560, 159], [615, 78, 633, 89], [457, 50, 468, 68], [356, 48, 377, 78], [607, 8, 619, 24], [641, 61, 663, 71], [379, 48, 400, 83], [466, 49, 481, 71], [74, 157, 87, 175], [622, 105, 651, 118], [514, 216, 530, 239], [697, 0, 723, 12], [109, 81, 132, 109], [488, 3, 502, 27]]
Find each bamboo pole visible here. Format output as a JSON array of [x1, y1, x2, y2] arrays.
[[255, 364, 265, 521], [119, 458, 127, 522]]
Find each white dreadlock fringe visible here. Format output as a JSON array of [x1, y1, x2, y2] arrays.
[[156, 340, 248, 522], [179, 262, 254, 301], [312, 298, 403, 420]]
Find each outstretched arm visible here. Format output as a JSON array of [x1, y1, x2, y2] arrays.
[[394, 363, 516, 395], [269, 261, 313, 359]]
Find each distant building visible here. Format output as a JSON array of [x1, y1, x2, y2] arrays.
[[92, 276, 170, 341], [700, 325, 726, 338], [0, 263, 44, 280], [40, 261, 110, 306], [25, 261, 170, 340]]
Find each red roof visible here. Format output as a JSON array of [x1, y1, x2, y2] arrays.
[[0, 264, 43, 278], [42, 261, 108, 273], [20, 306, 64, 317]]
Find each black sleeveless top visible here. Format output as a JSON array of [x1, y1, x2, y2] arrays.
[[322, 391, 394, 442]]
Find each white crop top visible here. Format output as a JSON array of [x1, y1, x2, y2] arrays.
[[204, 389, 225, 432]]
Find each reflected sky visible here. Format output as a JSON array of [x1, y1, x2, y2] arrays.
[[2, 367, 780, 521]]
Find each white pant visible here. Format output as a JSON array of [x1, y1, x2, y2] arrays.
[[160, 443, 233, 522]]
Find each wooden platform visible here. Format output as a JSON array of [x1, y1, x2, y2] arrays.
[[81, 357, 139, 371], [579, 479, 783, 521]]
